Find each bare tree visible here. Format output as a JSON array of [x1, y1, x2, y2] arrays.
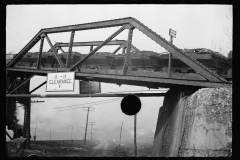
[[211, 6, 232, 56]]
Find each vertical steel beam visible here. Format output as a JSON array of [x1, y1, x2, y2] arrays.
[[90, 46, 93, 52], [168, 36, 173, 78], [66, 31, 75, 68], [37, 34, 45, 70], [123, 26, 134, 75], [45, 34, 64, 68], [112, 46, 121, 55], [70, 26, 126, 71], [23, 80, 31, 149], [122, 47, 126, 55]]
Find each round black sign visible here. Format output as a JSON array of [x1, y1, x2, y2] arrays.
[[120, 95, 141, 116]]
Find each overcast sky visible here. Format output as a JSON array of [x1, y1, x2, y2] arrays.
[[6, 5, 232, 140]]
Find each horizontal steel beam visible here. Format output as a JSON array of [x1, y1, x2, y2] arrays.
[[50, 40, 140, 52], [6, 93, 166, 98], [6, 67, 232, 88]]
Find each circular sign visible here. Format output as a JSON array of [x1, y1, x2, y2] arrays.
[[120, 95, 141, 116]]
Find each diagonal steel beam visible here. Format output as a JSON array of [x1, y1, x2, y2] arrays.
[[29, 81, 46, 94], [6, 131, 13, 140], [44, 34, 64, 68], [37, 35, 45, 70], [70, 26, 126, 71], [128, 18, 226, 82], [59, 47, 65, 53], [7, 75, 35, 94], [66, 31, 75, 68], [7, 32, 42, 68], [112, 46, 121, 55], [123, 26, 134, 75]]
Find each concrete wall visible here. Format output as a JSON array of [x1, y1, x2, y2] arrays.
[[152, 87, 232, 157]]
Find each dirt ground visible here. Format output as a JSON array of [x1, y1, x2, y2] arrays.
[[29, 139, 152, 157]]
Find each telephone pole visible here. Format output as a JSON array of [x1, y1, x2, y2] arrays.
[[119, 122, 123, 148], [82, 107, 94, 146], [88, 122, 96, 141]]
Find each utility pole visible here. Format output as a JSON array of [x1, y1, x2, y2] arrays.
[[88, 122, 96, 141], [119, 122, 123, 148], [34, 122, 37, 141], [82, 107, 94, 147], [134, 114, 137, 157], [70, 125, 73, 143]]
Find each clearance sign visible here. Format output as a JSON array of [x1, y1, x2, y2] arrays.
[[46, 72, 75, 92]]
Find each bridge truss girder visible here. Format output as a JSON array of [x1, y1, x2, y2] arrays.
[[7, 17, 229, 84], [48, 40, 140, 54]]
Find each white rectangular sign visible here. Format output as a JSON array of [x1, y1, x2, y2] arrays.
[[46, 72, 75, 92], [169, 29, 176, 38]]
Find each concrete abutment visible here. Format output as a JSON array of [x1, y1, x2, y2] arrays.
[[152, 87, 232, 157]]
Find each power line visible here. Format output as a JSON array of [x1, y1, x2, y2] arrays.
[[141, 106, 158, 115], [7, 36, 23, 46], [141, 101, 159, 112], [7, 26, 29, 41], [56, 98, 122, 111], [54, 97, 120, 109]]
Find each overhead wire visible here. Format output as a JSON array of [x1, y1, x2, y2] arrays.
[[54, 97, 121, 109], [141, 106, 158, 115], [56, 98, 122, 111], [7, 36, 23, 46], [7, 26, 30, 41]]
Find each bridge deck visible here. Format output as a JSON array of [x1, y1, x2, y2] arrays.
[[7, 67, 231, 88]]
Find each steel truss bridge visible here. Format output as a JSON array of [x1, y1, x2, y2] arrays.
[[6, 17, 231, 148]]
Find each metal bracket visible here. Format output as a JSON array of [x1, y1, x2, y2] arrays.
[[124, 24, 135, 29]]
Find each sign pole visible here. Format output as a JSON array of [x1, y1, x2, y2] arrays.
[[168, 29, 176, 78], [134, 114, 137, 157]]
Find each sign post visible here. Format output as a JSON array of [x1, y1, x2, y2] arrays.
[[168, 29, 176, 78], [46, 72, 75, 92]]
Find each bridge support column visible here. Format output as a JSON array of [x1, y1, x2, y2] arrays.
[[152, 87, 197, 157], [152, 87, 232, 157]]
